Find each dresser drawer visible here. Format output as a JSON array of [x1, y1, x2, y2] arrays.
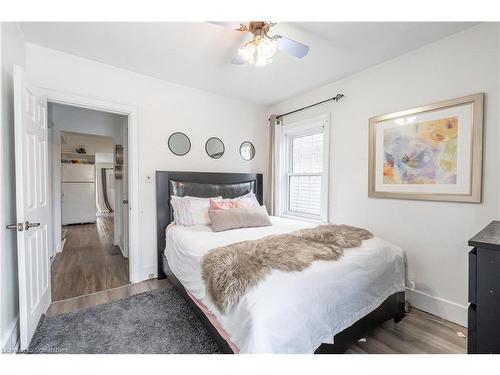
[[477, 248, 500, 300], [468, 304, 477, 354], [469, 248, 477, 304], [476, 248, 500, 353]]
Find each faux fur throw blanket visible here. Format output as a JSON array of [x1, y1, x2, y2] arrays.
[[202, 224, 373, 313]]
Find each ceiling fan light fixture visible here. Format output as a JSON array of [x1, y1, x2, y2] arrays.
[[255, 38, 277, 66], [254, 55, 271, 66], [238, 36, 277, 66], [215, 21, 310, 65], [238, 42, 256, 64]]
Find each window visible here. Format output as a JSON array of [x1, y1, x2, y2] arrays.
[[278, 115, 329, 221]]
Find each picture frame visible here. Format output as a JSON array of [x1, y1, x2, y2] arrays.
[[368, 93, 484, 203]]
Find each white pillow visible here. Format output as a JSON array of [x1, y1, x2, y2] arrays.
[[171, 195, 222, 226], [184, 195, 220, 226], [235, 192, 260, 207], [171, 196, 192, 226]]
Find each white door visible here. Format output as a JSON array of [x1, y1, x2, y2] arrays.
[[13, 65, 51, 350]]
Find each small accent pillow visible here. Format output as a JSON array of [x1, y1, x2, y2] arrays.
[[209, 193, 260, 210], [209, 205, 272, 232]]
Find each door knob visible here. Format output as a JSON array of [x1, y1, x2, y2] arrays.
[[123, 200, 128, 204], [24, 221, 40, 231], [6, 223, 23, 231]]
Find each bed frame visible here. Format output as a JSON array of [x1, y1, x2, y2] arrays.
[[156, 171, 405, 354]]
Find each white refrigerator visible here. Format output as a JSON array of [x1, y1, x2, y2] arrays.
[[61, 163, 96, 225]]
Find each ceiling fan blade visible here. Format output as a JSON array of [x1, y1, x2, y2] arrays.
[[276, 36, 310, 59], [231, 54, 246, 65], [208, 22, 243, 30]]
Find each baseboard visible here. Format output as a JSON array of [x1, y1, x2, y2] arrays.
[[1, 317, 20, 353], [118, 243, 128, 258], [406, 288, 468, 327], [142, 264, 157, 281], [59, 239, 66, 253]]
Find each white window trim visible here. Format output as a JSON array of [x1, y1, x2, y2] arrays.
[[276, 114, 330, 223]]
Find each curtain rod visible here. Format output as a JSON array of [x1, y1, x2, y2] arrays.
[[274, 93, 344, 120]]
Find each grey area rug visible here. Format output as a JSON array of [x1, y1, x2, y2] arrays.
[[28, 286, 221, 354]]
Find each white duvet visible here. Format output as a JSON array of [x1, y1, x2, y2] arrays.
[[164, 217, 405, 353]]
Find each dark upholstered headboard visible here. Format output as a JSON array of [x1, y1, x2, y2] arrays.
[[156, 171, 263, 278]]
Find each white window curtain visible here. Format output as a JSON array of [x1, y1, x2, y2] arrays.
[[95, 167, 114, 214], [266, 114, 281, 215]]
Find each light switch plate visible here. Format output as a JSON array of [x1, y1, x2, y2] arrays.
[[145, 173, 153, 184]]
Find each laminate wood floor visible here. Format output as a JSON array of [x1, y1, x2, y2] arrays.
[[51, 217, 129, 302], [347, 308, 466, 354], [47, 278, 466, 354]]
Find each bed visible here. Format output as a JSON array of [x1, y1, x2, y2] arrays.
[[156, 171, 405, 354]]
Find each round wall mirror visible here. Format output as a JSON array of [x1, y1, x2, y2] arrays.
[[205, 137, 225, 159], [239, 141, 255, 161], [168, 132, 191, 156]]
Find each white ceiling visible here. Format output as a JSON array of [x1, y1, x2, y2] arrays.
[[19, 22, 477, 105]]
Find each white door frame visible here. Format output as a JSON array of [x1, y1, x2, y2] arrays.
[[41, 87, 141, 284], [0, 24, 4, 348]]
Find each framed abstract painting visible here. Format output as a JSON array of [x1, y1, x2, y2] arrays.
[[368, 93, 484, 202]]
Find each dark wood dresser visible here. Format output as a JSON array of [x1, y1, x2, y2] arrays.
[[468, 221, 500, 354]]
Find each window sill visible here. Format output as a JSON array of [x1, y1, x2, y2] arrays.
[[279, 214, 327, 224]]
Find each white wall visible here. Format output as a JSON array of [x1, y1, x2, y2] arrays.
[[61, 132, 114, 154], [27, 44, 268, 280], [270, 23, 500, 326], [49, 103, 126, 255], [0, 22, 25, 352]]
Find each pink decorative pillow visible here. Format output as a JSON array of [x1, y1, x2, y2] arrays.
[[209, 193, 260, 211], [209, 199, 236, 210]]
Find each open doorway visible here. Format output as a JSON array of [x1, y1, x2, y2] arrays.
[[48, 103, 129, 301]]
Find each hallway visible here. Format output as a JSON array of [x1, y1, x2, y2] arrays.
[[51, 217, 129, 302]]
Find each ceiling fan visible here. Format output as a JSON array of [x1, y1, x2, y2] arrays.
[[211, 21, 310, 66]]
